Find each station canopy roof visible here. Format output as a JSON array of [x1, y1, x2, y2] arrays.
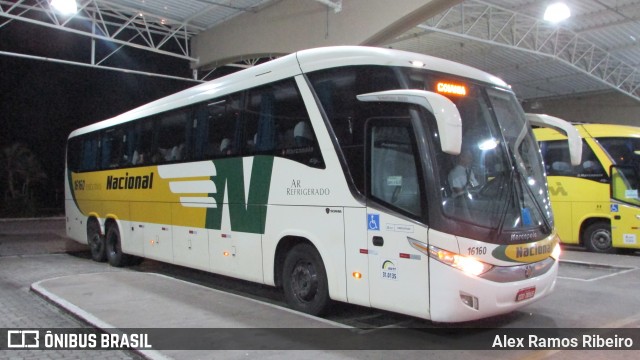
[[1, 0, 639, 102]]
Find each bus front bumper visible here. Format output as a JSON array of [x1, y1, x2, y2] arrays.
[[428, 257, 558, 323]]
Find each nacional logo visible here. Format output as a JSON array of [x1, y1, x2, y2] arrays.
[[158, 157, 274, 235], [492, 237, 556, 263], [106, 172, 154, 190]]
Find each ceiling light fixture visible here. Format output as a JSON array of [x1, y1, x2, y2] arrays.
[[544, 2, 571, 23], [50, 0, 78, 15]]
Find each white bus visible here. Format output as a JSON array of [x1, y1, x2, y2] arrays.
[[65, 46, 574, 322]]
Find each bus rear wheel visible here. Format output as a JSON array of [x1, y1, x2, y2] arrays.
[[583, 221, 613, 253], [282, 243, 330, 316], [105, 224, 131, 267], [87, 220, 106, 262]]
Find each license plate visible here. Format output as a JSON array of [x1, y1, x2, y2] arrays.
[[515, 286, 536, 302]]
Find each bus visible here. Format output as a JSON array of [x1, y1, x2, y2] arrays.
[[65, 46, 577, 322], [534, 122, 640, 253]]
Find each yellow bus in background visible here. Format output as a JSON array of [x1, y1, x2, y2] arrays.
[[534, 123, 640, 253]]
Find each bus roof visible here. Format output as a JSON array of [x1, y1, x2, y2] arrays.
[[534, 122, 640, 141], [578, 123, 640, 139], [69, 46, 510, 138]]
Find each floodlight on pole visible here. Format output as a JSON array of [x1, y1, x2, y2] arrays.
[[543, 2, 571, 23], [51, 0, 78, 15]]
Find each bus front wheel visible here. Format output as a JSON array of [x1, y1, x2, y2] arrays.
[[583, 221, 613, 253], [87, 220, 106, 262], [282, 243, 330, 316]]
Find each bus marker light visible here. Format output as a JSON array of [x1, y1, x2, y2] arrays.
[[399, 253, 421, 260], [352, 272, 362, 279], [223, 251, 230, 257]]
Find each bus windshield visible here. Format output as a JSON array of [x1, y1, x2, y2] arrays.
[[307, 65, 553, 242], [400, 68, 552, 239], [597, 137, 640, 170]]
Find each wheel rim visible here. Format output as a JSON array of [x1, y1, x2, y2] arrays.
[[590, 228, 612, 251], [291, 260, 318, 303]]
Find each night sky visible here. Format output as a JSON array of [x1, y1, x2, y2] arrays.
[[1, 19, 197, 209]]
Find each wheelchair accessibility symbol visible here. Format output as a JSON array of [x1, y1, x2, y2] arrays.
[[611, 204, 619, 212], [368, 214, 380, 231]]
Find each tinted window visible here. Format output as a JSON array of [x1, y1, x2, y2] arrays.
[[68, 78, 323, 171], [539, 140, 607, 182], [368, 118, 424, 218], [308, 66, 401, 192], [193, 94, 243, 159], [244, 79, 324, 168], [597, 137, 640, 169], [155, 109, 190, 163]]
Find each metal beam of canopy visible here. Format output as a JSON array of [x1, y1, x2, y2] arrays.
[[390, 0, 640, 102]]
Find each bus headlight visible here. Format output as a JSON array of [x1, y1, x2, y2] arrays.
[[408, 238, 493, 276]]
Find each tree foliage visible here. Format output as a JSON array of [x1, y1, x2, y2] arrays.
[[1, 143, 48, 216]]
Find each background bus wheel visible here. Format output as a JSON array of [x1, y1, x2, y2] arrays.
[[583, 221, 613, 253], [87, 220, 106, 262], [283, 243, 330, 316], [105, 224, 130, 267]]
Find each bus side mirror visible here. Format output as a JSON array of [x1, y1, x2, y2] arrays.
[[357, 90, 462, 155], [526, 113, 582, 166]]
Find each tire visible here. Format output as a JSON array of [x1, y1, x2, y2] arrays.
[[87, 220, 106, 262], [282, 243, 330, 316], [105, 223, 130, 267], [583, 221, 613, 253]]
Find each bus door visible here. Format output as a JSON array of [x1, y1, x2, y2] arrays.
[[610, 165, 640, 249], [365, 117, 431, 319]]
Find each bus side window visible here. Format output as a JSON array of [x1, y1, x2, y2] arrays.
[[132, 119, 154, 166], [208, 94, 240, 158], [101, 128, 127, 169], [156, 109, 189, 163], [245, 86, 278, 155], [244, 79, 325, 167], [367, 120, 424, 218], [192, 105, 209, 160], [308, 66, 400, 192], [78, 135, 99, 172]]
